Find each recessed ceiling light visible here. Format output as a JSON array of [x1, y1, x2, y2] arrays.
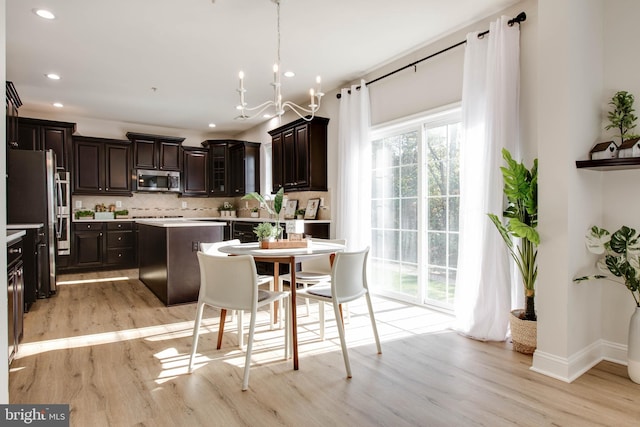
[[46, 73, 61, 80], [53, 102, 64, 108], [284, 71, 295, 78], [208, 123, 216, 128], [34, 9, 55, 20]]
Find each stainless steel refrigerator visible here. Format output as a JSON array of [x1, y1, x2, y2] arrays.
[[7, 149, 58, 297]]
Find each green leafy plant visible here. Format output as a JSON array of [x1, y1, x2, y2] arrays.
[[242, 187, 284, 217], [243, 188, 285, 238], [217, 202, 235, 211], [574, 225, 640, 307], [250, 207, 259, 213], [488, 148, 539, 321], [296, 208, 306, 216], [114, 209, 129, 216], [75, 210, 95, 219], [605, 91, 640, 143], [253, 222, 282, 241]]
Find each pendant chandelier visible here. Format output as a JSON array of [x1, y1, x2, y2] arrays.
[[235, 0, 323, 121]]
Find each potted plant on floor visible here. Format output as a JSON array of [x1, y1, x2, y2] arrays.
[[488, 148, 539, 354], [574, 225, 640, 383]]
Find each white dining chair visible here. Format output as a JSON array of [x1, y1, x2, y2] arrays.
[[296, 247, 381, 378], [188, 252, 290, 391], [277, 238, 346, 316], [200, 239, 281, 340]]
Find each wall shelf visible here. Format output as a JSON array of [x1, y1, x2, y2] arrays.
[[575, 158, 640, 171]]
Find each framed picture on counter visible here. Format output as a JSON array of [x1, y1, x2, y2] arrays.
[[304, 198, 320, 219], [284, 199, 298, 219]]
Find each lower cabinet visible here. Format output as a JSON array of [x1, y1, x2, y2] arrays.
[[7, 237, 24, 365], [72, 221, 136, 271]]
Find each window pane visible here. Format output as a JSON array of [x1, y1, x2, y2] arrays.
[[400, 198, 417, 230], [383, 230, 399, 260], [383, 199, 399, 229], [448, 233, 459, 268], [400, 164, 418, 197], [401, 131, 418, 164], [428, 232, 446, 266], [428, 197, 446, 231], [401, 230, 418, 264], [448, 196, 459, 231], [427, 267, 447, 301]]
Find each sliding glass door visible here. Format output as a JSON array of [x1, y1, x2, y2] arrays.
[[370, 108, 460, 311]]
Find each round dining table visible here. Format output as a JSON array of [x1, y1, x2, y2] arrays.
[[218, 240, 345, 370]]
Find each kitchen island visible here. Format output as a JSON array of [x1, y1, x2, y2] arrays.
[[137, 220, 225, 306]]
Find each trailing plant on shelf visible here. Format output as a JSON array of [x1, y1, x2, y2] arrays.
[[605, 91, 640, 144]]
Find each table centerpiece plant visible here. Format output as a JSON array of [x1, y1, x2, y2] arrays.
[[574, 225, 640, 383], [243, 187, 285, 241]]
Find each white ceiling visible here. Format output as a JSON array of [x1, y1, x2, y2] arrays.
[[6, 0, 519, 135]]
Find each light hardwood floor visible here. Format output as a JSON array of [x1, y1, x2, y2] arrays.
[[9, 270, 640, 426]]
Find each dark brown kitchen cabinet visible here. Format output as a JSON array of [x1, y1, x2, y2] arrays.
[[182, 147, 209, 196], [268, 116, 328, 192], [72, 222, 136, 270], [229, 141, 260, 195], [127, 132, 184, 171], [16, 117, 76, 171], [105, 222, 135, 267], [6, 82, 21, 150], [73, 223, 105, 268], [200, 140, 260, 196], [73, 136, 132, 195]]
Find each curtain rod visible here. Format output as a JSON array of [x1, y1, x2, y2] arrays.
[[336, 11, 526, 99]]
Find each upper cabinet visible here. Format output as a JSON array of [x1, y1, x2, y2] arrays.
[[182, 147, 209, 196], [201, 140, 260, 197], [16, 117, 76, 171], [268, 116, 329, 192], [126, 132, 184, 171], [73, 136, 132, 195], [6, 82, 22, 149]]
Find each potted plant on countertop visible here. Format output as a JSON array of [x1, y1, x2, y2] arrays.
[[218, 202, 236, 218], [250, 207, 260, 218], [574, 225, 640, 383], [296, 209, 306, 220], [488, 148, 539, 354]]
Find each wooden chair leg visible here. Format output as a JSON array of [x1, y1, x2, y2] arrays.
[[217, 309, 227, 350]]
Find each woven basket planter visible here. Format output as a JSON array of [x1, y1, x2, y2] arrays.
[[510, 309, 537, 354]]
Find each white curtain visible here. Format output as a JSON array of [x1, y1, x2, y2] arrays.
[[454, 16, 521, 341], [336, 80, 371, 250], [260, 141, 272, 195]]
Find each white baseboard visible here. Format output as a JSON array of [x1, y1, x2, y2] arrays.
[[530, 339, 627, 382]]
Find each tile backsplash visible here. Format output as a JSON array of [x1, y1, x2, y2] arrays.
[[72, 191, 331, 220]]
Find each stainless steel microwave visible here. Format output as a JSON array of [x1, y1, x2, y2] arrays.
[[136, 169, 180, 192]]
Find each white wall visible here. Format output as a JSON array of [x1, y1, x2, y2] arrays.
[[600, 0, 640, 344]]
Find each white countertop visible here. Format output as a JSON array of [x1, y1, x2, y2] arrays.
[[73, 217, 331, 224], [7, 223, 44, 230], [7, 230, 26, 244], [136, 220, 227, 228]]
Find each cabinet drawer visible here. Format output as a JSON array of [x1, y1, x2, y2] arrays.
[[107, 231, 133, 248], [74, 222, 104, 231], [106, 248, 135, 265], [107, 222, 133, 231]]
